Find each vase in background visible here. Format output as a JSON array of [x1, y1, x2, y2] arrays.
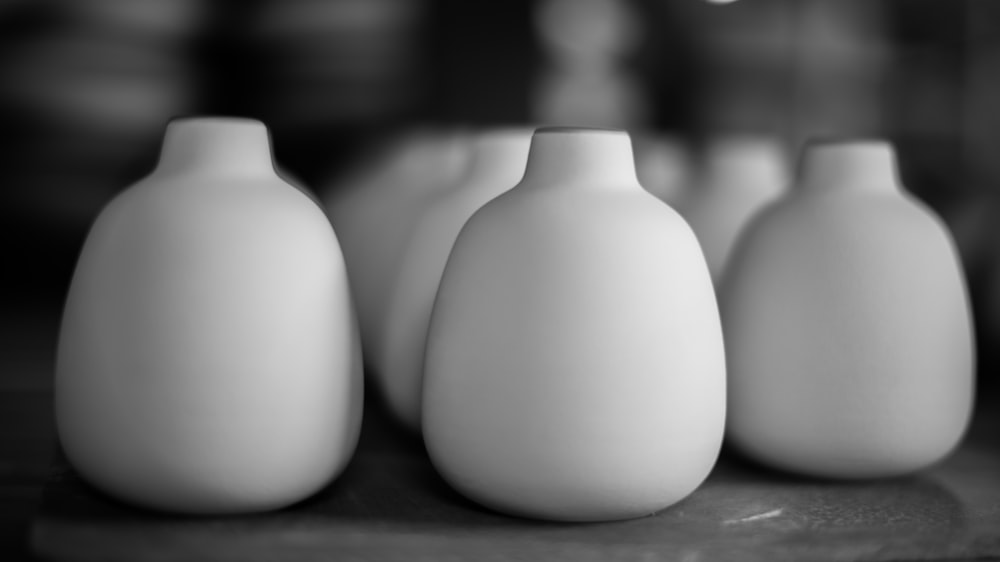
[[375, 128, 532, 431], [322, 128, 469, 373], [675, 135, 788, 285], [423, 127, 725, 521], [633, 132, 692, 207], [55, 117, 363, 514], [721, 139, 974, 479]]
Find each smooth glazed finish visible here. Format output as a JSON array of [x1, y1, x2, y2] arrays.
[[676, 135, 788, 284], [423, 127, 726, 522], [722, 139, 975, 479], [376, 128, 532, 430], [56, 117, 363, 514]]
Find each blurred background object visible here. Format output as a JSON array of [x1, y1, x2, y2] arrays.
[[674, 134, 789, 284], [0, 0, 997, 399], [531, 0, 649, 128]]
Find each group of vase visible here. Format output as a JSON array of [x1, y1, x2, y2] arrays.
[[54, 117, 975, 522]]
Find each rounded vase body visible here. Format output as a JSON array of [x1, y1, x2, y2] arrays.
[[423, 127, 726, 521], [722, 139, 974, 479], [55, 117, 363, 514], [376, 128, 532, 430]]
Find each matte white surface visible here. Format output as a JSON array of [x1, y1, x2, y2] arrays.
[[722, 139, 974, 479], [56, 118, 363, 514], [323, 129, 469, 372], [676, 135, 788, 284], [424, 127, 726, 521], [377, 129, 532, 430]]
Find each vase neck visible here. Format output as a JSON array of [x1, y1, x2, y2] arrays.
[[520, 127, 638, 189], [463, 128, 533, 187], [704, 135, 788, 195], [797, 139, 900, 195], [155, 117, 277, 177]]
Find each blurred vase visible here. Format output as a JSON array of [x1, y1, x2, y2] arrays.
[[633, 133, 691, 206], [423, 127, 725, 521], [56, 117, 363, 514], [322, 128, 469, 371], [676, 135, 788, 284], [722, 139, 974, 479], [376, 128, 532, 430]]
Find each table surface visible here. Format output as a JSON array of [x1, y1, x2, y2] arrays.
[[4, 300, 1000, 562]]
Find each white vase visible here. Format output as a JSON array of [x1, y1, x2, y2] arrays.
[[722, 139, 974, 479], [375, 128, 532, 431], [55, 117, 363, 514], [633, 133, 692, 206], [676, 135, 788, 284], [423, 127, 726, 522], [322, 128, 469, 370]]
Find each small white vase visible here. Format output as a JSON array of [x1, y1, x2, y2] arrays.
[[56, 117, 363, 514], [722, 139, 975, 479], [676, 135, 788, 284], [375, 128, 532, 430], [322, 129, 469, 370], [633, 133, 692, 207], [423, 127, 726, 522]]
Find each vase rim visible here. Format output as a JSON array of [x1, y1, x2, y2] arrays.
[[156, 115, 276, 177], [520, 126, 638, 189], [796, 137, 900, 194], [533, 126, 627, 136], [167, 115, 266, 127], [803, 136, 892, 149]]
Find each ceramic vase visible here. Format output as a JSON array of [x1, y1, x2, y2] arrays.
[[55, 117, 363, 514], [676, 135, 788, 284], [423, 127, 726, 522], [376, 128, 532, 430], [322, 128, 469, 371], [721, 139, 974, 479], [633, 133, 691, 206]]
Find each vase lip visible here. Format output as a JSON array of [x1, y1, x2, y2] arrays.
[[796, 136, 900, 194], [520, 125, 638, 189], [166, 115, 268, 129], [156, 115, 277, 177], [533, 126, 627, 136]]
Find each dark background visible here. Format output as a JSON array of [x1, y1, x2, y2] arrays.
[[0, 0, 998, 389]]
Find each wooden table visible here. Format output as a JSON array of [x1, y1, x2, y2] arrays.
[[4, 300, 1000, 561]]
